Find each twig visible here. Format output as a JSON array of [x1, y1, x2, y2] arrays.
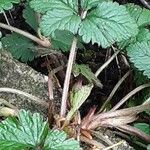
[[111, 83, 150, 111], [0, 22, 51, 47], [100, 71, 131, 112], [139, 0, 150, 9], [60, 37, 78, 117], [118, 125, 150, 142], [112, 46, 121, 79], [103, 140, 124, 150], [9, 10, 14, 23], [3, 12, 11, 26], [0, 98, 17, 109], [0, 87, 49, 108], [0, 107, 18, 117], [91, 130, 114, 147], [48, 73, 54, 101], [80, 135, 106, 149], [95, 50, 120, 77], [113, 131, 147, 149]]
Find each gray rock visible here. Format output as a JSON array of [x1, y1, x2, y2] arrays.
[[0, 50, 50, 115]]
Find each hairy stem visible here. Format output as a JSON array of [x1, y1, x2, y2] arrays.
[[87, 103, 150, 129], [95, 50, 120, 77], [0, 22, 51, 47], [112, 83, 150, 111], [101, 103, 150, 119], [0, 87, 49, 107], [100, 71, 131, 112], [60, 37, 78, 117]]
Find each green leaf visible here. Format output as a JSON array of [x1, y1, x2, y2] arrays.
[[0, 110, 82, 150], [1, 33, 38, 62], [0, 0, 20, 13], [44, 130, 82, 150], [23, 3, 38, 31], [30, 0, 80, 36], [51, 30, 83, 52], [147, 144, 150, 150], [73, 64, 102, 87], [126, 3, 150, 27], [81, 0, 112, 10], [127, 41, 150, 78], [40, 4, 80, 36], [0, 110, 48, 149], [30, 0, 78, 14], [66, 84, 93, 121], [118, 28, 150, 49], [134, 123, 150, 135], [79, 2, 138, 48], [136, 28, 150, 43]]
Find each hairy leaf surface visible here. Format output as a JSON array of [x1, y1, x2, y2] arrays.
[[2, 33, 37, 62], [81, 0, 112, 10], [30, 0, 80, 36], [30, 0, 78, 14], [0, 0, 20, 13], [51, 30, 83, 52], [23, 3, 38, 31], [126, 3, 150, 27], [0, 110, 48, 149], [44, 130, 82, 150], [0, 110, 82, 150], [79, 2, 138, 48], [127, 41, 150, 78], [134, 123, 150, 135], [40, 8, 80, 36], [118, 28, 150, 49]]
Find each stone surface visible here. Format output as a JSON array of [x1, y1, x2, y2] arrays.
[[0, 50, 50, 115]]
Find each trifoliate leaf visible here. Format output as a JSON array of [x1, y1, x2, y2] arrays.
[[81, 0, 112, 10], [73, 64, 102, 87], [40, 3, 81, 36], [0, 0, 20, 13], [1, 33, 38, 62], [44, 130, 82, 150], [23, 3, 38, 31], [134, 123, 150, 135], [51, 30, 83, 52], [79, 2, 138, 48], [127, 41, 150, 78], [0, 110, 48, 149], [126, 3, 150, 27], [66, 84, 93, 121], [30, 0, 78, 14]]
